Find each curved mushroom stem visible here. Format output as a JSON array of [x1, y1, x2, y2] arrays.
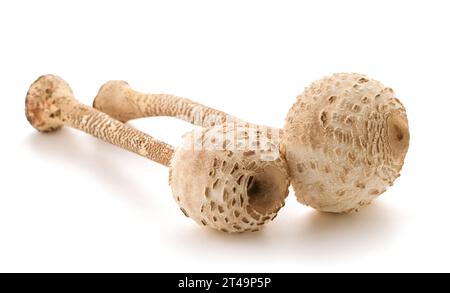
[[93, 80, 246, 127], [26, 75, 174, 166], [93, 81, 284, 150]]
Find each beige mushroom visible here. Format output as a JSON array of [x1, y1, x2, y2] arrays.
[[93, 73, 409, 213], [93, 80, 242, 126], [171, 123, 289, 232], [26, 75, 173, 165], [284, 73, 409, 212], [26, 75, 289, 232]]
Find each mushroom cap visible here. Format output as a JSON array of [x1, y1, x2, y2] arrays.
[[170, 123, 290, 232], [93, 80, 135, 123], [25, 74, 73, 132], [283, 73, 409, 213]]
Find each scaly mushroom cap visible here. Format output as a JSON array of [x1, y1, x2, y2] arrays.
[[283, 73, 409, 213], [170, 123, 290, 232], [25, 75, 72, 132]]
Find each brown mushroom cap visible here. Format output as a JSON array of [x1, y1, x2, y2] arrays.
[[25, 75, 71, 132], [283, 73, 409, 213], [170, 123, 290, 232]]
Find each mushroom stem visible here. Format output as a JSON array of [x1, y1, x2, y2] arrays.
[[25, 75, 174, 166], [93, 81, 284, 149], [93, 80, 247, 126]]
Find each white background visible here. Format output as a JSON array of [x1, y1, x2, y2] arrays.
[[0, 0, 448, 272]]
